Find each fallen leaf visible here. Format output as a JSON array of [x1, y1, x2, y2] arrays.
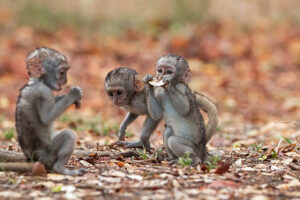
[[117, 162, 125, 167], [126, 174, 143, 181], [51, 185, 62, 193], [205, 180, 239, 189], [215, 161, 231, 175]]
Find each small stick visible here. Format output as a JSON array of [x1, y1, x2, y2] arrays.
[[275, 138, 283, 153]]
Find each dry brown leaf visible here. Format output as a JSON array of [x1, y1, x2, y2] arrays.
[[215, 161, 231, 175], [117, 162, 125, 167]]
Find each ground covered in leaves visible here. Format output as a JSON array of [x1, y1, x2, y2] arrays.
[[0, 18, 300, 200]]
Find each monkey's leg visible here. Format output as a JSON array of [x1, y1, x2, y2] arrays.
[[163, 126, 177, 161], [45, 130, 86, 175], [119, 116, 160, 151], [139, 116, 160, 151], [168, 136, 202, 166]]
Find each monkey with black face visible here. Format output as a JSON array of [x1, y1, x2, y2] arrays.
[[105, 68, 160, 151], [144, 54, 207, 165], [105, 67, 217, 152], [16, 47, 86, 175]]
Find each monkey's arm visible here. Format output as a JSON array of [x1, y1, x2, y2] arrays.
[[118, 112, 138, 140], [146, 87, 163, 121], [118, 116, 160, 151], [194, 92, 218, 144], [54, 95, 65, 103], [56, 95, 81, 109], [168, 83, 190, 116], [143, 74, 163, 120], [140, 116, 160, 151], [38, 94, 76, 125]]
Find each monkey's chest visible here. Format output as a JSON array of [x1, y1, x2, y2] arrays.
[[160, 95, 197, 140]]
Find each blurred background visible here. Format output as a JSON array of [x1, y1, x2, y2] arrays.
[[0, 0, 300, 149]]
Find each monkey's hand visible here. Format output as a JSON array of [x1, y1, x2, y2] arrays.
[[69, 86, 82, 101], [143, 74, 153, 83], [162, 76, 172, 89], [118, 129, 126, 141], [73, 99, 81, 109], [143, 74, 154, 94]]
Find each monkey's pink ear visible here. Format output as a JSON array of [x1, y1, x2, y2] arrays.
[[183, 69, 191, 84], [134, 75, 144, 92], [27, 57, 46, 78]]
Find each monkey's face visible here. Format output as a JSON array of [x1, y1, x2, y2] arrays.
[[106, 86, 129, 106], [43, 60, 70, 91], [156, 65, 176, 83]]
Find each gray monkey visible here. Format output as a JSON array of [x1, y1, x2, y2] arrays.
[[16, 47, 86, 175], [145, 54, 207, 165], [105, 67, 218, 152], [105, 68, 160, 151]]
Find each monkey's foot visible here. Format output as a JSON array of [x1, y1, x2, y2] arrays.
[[168, 159, 178, 165], [167, 156, 177, 161], [116, 140, 152, 151], [207, 149, 225, 158], [63, 168, 87, 176], [191, 157, 202, 167], [52, 165, 88, 176], [116, 140, 143, 148], [76, 168, 88, 176]]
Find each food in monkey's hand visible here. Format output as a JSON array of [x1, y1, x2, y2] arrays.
[[149, 78, 166, 87]]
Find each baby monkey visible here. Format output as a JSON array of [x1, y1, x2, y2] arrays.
[[105, 67, 217, 152], [105, 68, 159, 151], [145, 54, 207, 165], [15, 47, 86, 175]]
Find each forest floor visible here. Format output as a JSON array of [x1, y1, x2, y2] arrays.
[[0, 22, 300, 199]]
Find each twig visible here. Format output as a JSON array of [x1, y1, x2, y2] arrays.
[[275, 138, 283, 153]]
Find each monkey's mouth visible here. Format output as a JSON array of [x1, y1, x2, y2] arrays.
[[54, 80, 67, 91], [114, 102, 125, 106], [51, 82, 63, 91], [54, 85, 62, 91]]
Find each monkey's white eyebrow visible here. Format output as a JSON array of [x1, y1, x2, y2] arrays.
[[56, 54, 67, 61], [59, 64, 70, 69], [27, 50, 39, 60]]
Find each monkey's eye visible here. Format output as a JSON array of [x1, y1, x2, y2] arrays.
[[59, 70, 65, 76], [157, 69, 163, 73], [108, 92, 113, 97], [116, 90, 123, 95], [166, 70, 173, 74]]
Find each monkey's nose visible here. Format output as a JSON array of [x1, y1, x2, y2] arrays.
[[112, 98, 120, 105]]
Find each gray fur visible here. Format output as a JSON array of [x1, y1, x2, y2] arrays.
[[105, 66, 217, 153], [105, 67, 161, 151], [16, 47, 86, 175], [146, 54, 207, 165]]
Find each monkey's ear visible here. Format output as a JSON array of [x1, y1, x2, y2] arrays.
[[183, 69, 191, 84], [134, 75, 144, 92], [27, 57, 46, 78]]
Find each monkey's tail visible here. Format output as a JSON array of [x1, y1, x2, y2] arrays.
[[194, 92, 218, 144]]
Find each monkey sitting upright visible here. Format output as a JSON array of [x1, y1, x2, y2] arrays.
[[105, 67, 217, 152], [16, 47, 86, 175], [144, 54, 207, 165]]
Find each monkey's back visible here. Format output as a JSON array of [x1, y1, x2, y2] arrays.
[[15, 82, 52, 159]]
